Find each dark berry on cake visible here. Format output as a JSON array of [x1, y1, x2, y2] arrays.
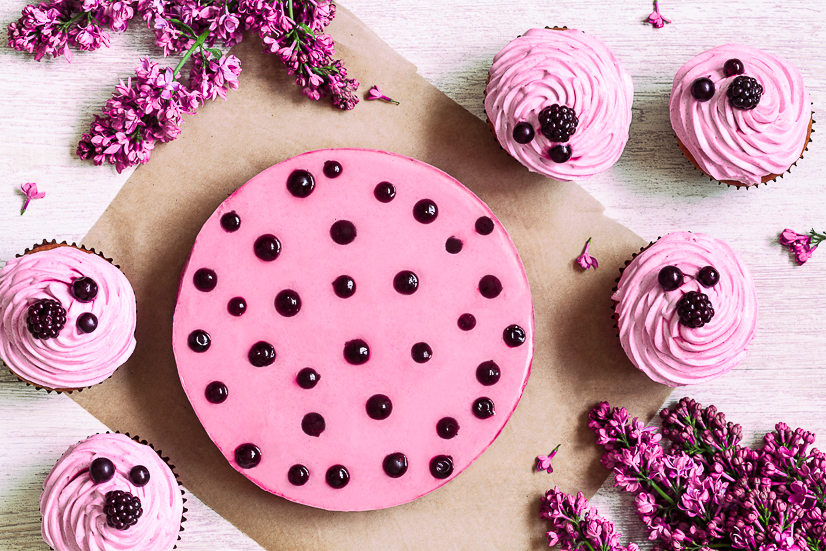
[[76, 312, 98, 334], [343, 339, 370, 365], [382, 453, 409, 478], [286, 169, 315, 198], [220, 211, 241, 232], [728, 76, 763, 110], [445, 237, 463, 254], [332, 275, 356, 298], [677, 291, 715, 328], [373, 182, 396, 203], [393, 271, 419, 295], [698, 266, 720, 288], [411, 342, 432, 363], [274, 289, 301, 317], [288, 464, 310, 486], [248, 341, 276, 367], [330, 220, 357, 245], [26, 299, 66, 340], [413, 199, 438, 224], [235, 443, 261, 468], [429, 455, 453, 479], [503, 324, 526, 347], [129, 465, 150, 487], [724, 58, 744, 77], [301, 412, 326, 437], [548, 144, 572, 164], [690, 78, 715, 102], [473, 397, 495, 419], [104, 490, 142, 530], [478, 275, 502, 299], [254, 234, 281, 262], [89, 457, 115, 483], [512, 122, 535, 144], [366, 394, 392, 420], [457, 313, 476, 331], [538, 104, 578, 142], [658, 266, 684, 291], [476, 361, 501, 386], [436, 417, 460, 439], [323, 160, 342, 179], [71, 277, 98, 303], [326, 465, 350, 489], [296, 368, 320, 389]]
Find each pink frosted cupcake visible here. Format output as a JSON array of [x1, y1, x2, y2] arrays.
[[612, 232, 758, 386], [484, 28, 634, 181], [0, 241, 137, 392], [41, 433, 185, 551], [670, 44, 813, 187]]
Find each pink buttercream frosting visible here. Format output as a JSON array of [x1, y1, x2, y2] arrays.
[[670, 44, 811, 185], [612, 232, 758, 387], [0, 247, 137, 389], [40, 433, 184, 551], [484, 28, 634, 181], [173, 149, 534, 511]]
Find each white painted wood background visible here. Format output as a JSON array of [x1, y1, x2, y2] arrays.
[[1, 0, 825, 548]]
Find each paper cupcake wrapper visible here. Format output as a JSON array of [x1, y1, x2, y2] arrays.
[[3, 239, 126, 394], [677, 109, 815, 189], [41, 431, 187, 551]]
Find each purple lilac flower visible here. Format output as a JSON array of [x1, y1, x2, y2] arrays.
[[779, 229, 824, 265], [8, 2, 73, 61], [77, 57, 198, 173], [540, 487, 640, 551], [189, 51, 241, 103]]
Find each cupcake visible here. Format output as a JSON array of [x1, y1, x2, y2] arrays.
[[670, 44, 813, 187], [0, 240, 137, 392], [484, 28, 634, 181], [41, 433, 185, 551], [612, 232, 758, 387]]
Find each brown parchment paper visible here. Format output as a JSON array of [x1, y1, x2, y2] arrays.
[[76, 8, 671, 550]]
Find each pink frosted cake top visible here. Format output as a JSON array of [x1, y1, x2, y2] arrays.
[[485, 28, 634, 181], [0, 246, 137, 389], [612, 232, 758, 387], [40, 433, 184, 551], [670, 44, 811, 185], [173, 149, 534, 511]]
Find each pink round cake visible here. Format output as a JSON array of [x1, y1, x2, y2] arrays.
[[484, 28, 634, 181], [40, 433, 184, 551], [612, 232, 758, 387], [173, 149, 534, 511], [670, 44, 812, 186]]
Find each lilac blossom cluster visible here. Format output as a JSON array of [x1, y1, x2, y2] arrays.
[[7, 0, 133, 61], [10, 0, 357, 172], [540, 488, 640, 551], [572, 398, 826, 551], [779, 229, 823, 265]]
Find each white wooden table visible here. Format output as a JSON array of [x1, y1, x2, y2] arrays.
[[1, 0, 825, 548]]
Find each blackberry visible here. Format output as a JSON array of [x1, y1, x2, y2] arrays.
[[26, 299, 66, 340], [104, 490, 142, 530], [727, 76, 763, 110], [538, 104, 578, 142], [677, 291, 715, 328]]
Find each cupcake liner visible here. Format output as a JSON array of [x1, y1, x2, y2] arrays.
[[41, 431, 187, 551], [677, 109, 815, 189], [2, 239, 130, 394]]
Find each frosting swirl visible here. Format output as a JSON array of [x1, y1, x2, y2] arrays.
[[670, 44, 811, 185], [484, 28, 634, 181], [41, 433, 184, 551], [612, 232, 758, 386], [0, 246, 137, 389]]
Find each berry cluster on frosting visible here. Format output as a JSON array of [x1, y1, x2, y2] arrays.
[[690, 58, 764, 110]]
